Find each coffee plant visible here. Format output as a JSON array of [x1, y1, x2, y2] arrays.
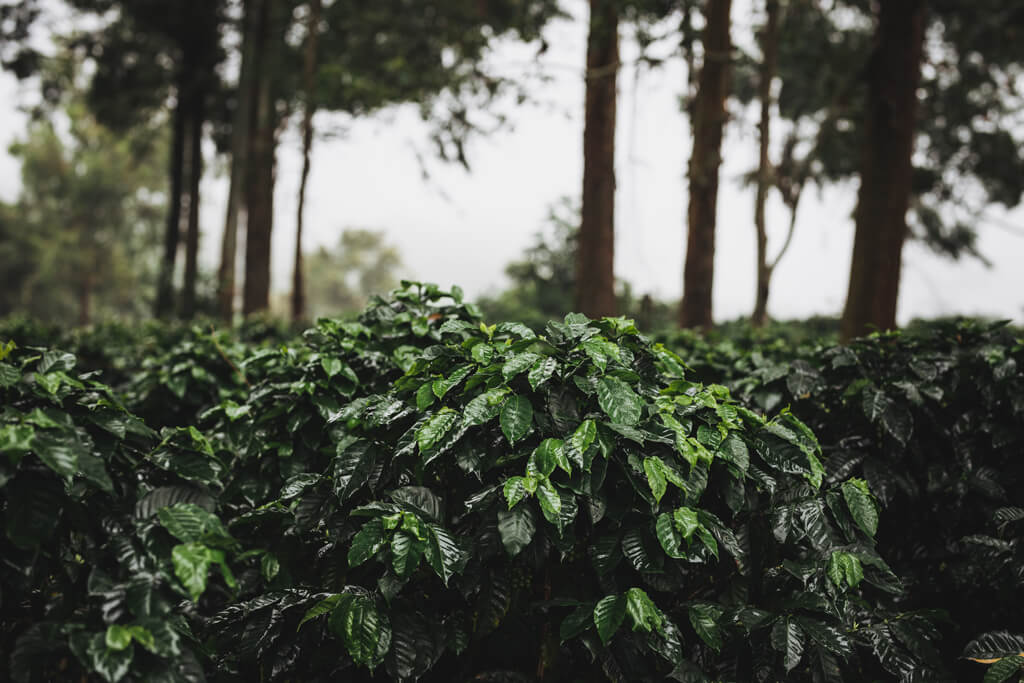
[[662, 320, 1024, 679], [0, 341, 218, 681], [4, 285, 1022, 681]]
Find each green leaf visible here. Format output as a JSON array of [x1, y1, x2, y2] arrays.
[[597, 376, 643, 426], [81, 632, 133, 683], [570, 419, 597, 464], [500, 395, 533, 445], [223, 400, 250, 421], [299, 594, 343, 630], [502, 352, 541, 380], [425, 523, 465, 586], [528, 356, 558, 390], [39, 349, 75, 373], [411, 317, 430, 336], [495, 321, 535, 339], [105, 625, 133, 651], [157, 503, 229, 543], [0, 362, 20, 387], [625, 588, 663, 633], [580, 337, 621, 371], [321, 356, 343, 378], [417, 408, 458, 452], [468, 341, 493, 365], [983, 657, 1023, 683], [261, 553, 280, 581], [432, 364, 474, 399], [622, 529, 657, 571], [497, 504, 536, 557], [771, 618, 805, 672], [391, 531, 424, 577], [862, 386, 891, 423], [717, 432, 750, 471], [842, 478, 879, 538], [171, 542, 227, 602], [0, 424, 34, 460], [695, 526, 718, 559], [689, 603, 724, 651], [349, 519, 387, 567], [827, 551, 864, 589], [881, 401, 913, 445], [795, 617, 852, 657], [503, 476, 529, 509], [964, 632, 1024, 661], [328, 593, 392, 670], [786, 360, 821, 396], [463, 388, 510, 426], [644, 457, 668, 504], [593, 594, 628, 645], [673, 507, 700, 540], [536, 478, 562, 528], [31, 429, 83, 481], [415, 382, 436, 411], [531, 438, 568, 477], [656, 512, 687, 559]]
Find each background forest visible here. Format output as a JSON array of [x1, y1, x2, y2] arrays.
[[0, 0, 1021, 334]]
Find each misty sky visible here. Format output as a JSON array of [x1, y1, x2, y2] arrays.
[[1, 0, 1021, 324]]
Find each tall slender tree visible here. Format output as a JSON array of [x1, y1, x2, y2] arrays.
[[576, 0, 619, 318], [751, 0, 780, 326], [154, 75, 187, 317], [241, 0, 283, 316], [679, 0, 733, 329], [291, 0, 321, 323], [217, 0, 260, 321], [182, 74, 206, 319], [840, 0, 925, 340]]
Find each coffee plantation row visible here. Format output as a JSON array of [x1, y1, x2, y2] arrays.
[[1, 283, 1021, 682]]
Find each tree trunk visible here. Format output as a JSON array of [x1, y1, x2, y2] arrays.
[[182, 87, 204, 319], [679, 0, 733, 330], [292, 0, 321, 324], [751, 0, 779, 327], [840, 0, 925, 341], [217, 0, 261, 321], [153, 74, 188, 318], [242, 0, 277, 316], [576, 0, 618, 318]]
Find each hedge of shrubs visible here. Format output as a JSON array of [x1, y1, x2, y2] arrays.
[[1, 286, 1021, 681]]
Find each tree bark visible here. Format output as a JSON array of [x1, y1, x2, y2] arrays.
[[679, 0, 733, 330], [182, 86, 204, 319], [217, 0, 261, 321], [292, 0, 321, 324], [840, 0, 925, 341], [576, 0, 618, 318], [153, 73, 188, 318], [242, 0, 277, 316], [752, 0, 779, 327]]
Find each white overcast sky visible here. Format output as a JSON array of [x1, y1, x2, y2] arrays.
[[1, 0, 1022, 324]]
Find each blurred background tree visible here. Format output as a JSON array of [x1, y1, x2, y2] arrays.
[[0, 68, 166, 323], [301, 229, 403, 319]]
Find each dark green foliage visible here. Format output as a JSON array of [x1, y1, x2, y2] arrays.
[[140, 285, 937, 681], [9, 287, 1023, 681], [0, 341, 223, 682], [662, 319, 1024, 680]]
